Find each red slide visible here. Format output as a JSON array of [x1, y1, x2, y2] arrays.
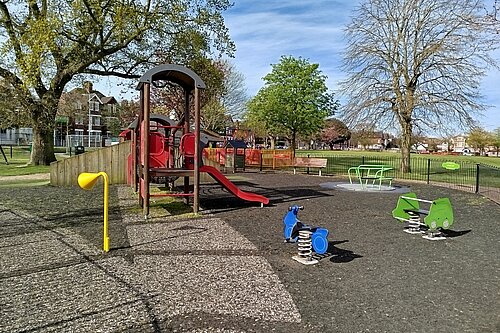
[[200, 165, 270, 205]]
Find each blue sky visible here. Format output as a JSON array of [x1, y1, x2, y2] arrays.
[[222, 0, 500, 132], [93, 0, 500, 132]]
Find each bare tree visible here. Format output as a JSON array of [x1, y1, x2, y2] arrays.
[[220, 60, 248, 120], [339, 0, 498, 172]]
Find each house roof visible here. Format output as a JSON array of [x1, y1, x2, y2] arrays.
[[200, 130, 223, 144], [101, 96, 117, 104], [66, 88, 116, 104]]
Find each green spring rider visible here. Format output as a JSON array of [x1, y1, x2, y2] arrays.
[[392, 192, 454, 240]]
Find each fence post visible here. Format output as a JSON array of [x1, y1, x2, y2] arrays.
[[362, 156, 365, 164], [475, 164, 480, 193], [307, 154, 310, 174], [260, 150, 263, 172], [242, 149, 246, 172], [427, 159, 431, 184]]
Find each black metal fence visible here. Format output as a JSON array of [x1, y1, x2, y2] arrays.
[[299, 153, 500, 204]]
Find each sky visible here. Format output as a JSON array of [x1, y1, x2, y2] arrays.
[[221, 0, 500, 132], [94, 0, 500, 133]]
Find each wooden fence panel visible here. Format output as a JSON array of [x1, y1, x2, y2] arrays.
[[50, 141, 226, 186], [50, 142, 131, 186]]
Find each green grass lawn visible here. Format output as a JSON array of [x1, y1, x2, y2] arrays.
[[295, 149, 500, 187], [0, 146, 50, 176], [2, 146, 499, 188], [297, 149, 500, 167]]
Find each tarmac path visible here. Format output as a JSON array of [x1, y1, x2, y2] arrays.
[[0, 172, 499, 332], [0, 186, 304, 332]]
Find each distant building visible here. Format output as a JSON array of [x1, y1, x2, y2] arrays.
[[57, 81, 118, 147], [0, 127, 32, 145], [350, 131, 395, 150], [451, 135, 468, 153]]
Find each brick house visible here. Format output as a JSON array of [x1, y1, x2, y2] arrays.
[[56, 82, 118, 147]]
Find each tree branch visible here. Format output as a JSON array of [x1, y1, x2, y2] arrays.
[[0, 2, 24, 64], [82, 68, 141, 79]]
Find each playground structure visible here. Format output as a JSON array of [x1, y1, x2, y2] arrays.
[[130, 64, 268, 217], [392, 192, 454, 240], [283, 205, 329, 265]]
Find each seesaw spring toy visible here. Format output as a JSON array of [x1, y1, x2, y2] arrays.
[[283, 205, 329, 265], [392, 192, 454, 240]]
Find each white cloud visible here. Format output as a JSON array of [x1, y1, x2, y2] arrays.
[[224, 0, 500, 130]]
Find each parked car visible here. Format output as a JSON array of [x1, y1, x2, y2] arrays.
[[462, 148, 474, 156]]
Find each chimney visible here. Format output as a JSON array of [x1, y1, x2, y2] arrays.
[[83, 81, 93, 93]]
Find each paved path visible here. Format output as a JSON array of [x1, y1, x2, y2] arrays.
[[0, 187, 302, 332], [0, 173, 50, 182]]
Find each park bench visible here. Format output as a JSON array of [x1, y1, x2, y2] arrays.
[[392, 192, 454, 240], [293, 157, 328, 176]]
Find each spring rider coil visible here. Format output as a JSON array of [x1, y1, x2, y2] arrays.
[[283, 205, 329, 265]]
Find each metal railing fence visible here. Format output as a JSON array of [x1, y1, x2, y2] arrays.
[[302, 153, 500, 204], [203, 149, 500, 204]]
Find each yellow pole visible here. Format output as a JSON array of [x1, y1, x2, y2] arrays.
[[99, 172, 110, 252], [77, 171, 110, 252]]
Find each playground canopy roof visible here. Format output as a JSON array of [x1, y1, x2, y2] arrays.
[[224, 140, 247, 149], [136, 64, 206, 91], [126, 114, 174, 130]]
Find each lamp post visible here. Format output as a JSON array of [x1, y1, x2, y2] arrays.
[[78, 172, 110, 252], [88, 102, 92, 147]]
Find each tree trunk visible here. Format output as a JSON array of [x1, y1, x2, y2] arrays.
[[30, 123, 56, 165], [29, 102, 57, 165], [291, 131, 296, 158], [400, 121, 412, 173]]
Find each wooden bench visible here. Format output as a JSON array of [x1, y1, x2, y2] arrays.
[[293, 157, 328, 176]]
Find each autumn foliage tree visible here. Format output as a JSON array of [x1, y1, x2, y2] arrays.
[[320, 118, 351, 150]]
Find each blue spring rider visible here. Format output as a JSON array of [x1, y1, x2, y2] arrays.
[[283, 205, 329, 255]]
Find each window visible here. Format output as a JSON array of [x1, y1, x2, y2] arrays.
[[89, 100, 100, 112], [91, 115, 101, 126]]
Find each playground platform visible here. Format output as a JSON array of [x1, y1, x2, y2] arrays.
[[0, 172, 498, 332]]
